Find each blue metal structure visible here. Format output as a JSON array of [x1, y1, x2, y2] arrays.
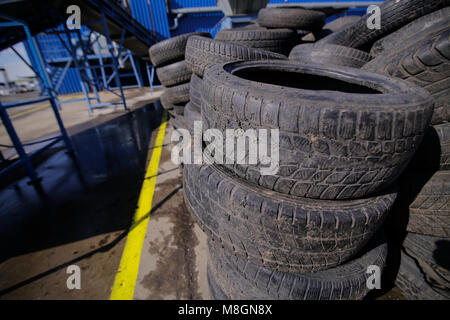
[[0, 15, 74, 184]]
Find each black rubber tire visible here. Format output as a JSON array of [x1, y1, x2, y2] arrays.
[[407, 122, 450, 171], [189, 74, 202, 113], [183, 102, 201, 134], [403, 233, 450, 295], [168, 110, 188, 131], [184, 163, 396, 273], [149, 32, 212, 67], [156, 60, 191, 87], [317, 0, 450, 50], [303, 16, 360, 42], [174, 104, 185, 116], [207, 234, 388, 300], [165, 82, 190, 105], [201, 60, 433, 200], [257, 8, 325, 31], [363, 28, 450, 126], [215, 28, 298, 55], [289, 43, 372, 68], [185, 36, 287, 77], [395, 251, 447, 300], [370, 7, 450, 57], [207, 265, 229, 300], [405, 170, 450, 238], [160, 93, 174, 110]]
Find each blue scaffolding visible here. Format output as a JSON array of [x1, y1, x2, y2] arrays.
[[0, 15, 74, 184]]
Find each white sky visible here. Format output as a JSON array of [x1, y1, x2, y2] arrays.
[[0, 42, 34, 82]]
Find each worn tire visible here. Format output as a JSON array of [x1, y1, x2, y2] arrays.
[[207, 234, 388, 300], [403, 233, 450, 295], [207, 265, 229, 300], [189, 74, 203, 113], [396, 251, 447, 300], [165, 82, 190, 105], [201, 60, 433, 200], [184, 102, 201, 134], [185, 36, 287, 77], [257, 8, 325, 31], [407, 122, 450, 171], [289, 43, 372, 68], [215, 28, 298, 55], [405, 170, 450, 238], [370, 7, 450, 57], [156, 60, 191, 87], [303, 16, 360, 42], [363, 29, 450, 125], [160, 93, 174, 110], [149, 32, 212, 67], [184, 163, 396, 273], [317, 0, 450, 50]]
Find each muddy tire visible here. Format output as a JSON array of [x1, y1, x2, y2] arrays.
[[185, 36, 286, 77], [201, 60, 433, 200], [215, 28, 298, 55], [207, 234, 388, 300], [156, 60, 191, 87], [183, 163, 396, 273], [363, 29, 450, 125], [370, 7, 450, 57], [407, 122, 450, 171], [403, 233, 450, 294], [317, 0, 450, 50], [257, 8, 325, 31], [189, 74, 203, 112], [149, 32, 212, 67], [396, 251, 447, 300], [405, 170, 450, 238], [289, 43, 372, 68], [207, 265, 228, 300], [165, 82, 190, 105]]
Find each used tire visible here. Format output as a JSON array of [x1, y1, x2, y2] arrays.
[[370, 7, 450, 57], [215, 28, 298, 55], [303, 15, 360, 42], [165, 82, 190, 105], [363, 29, 450, 125], [149, 32, 212, 67], [317, 0, 450, 50], [207, 265, 229, 300], [405, 170, 450, 238], [396, 251, 447, 300], [184, 102, 201, 134], [184, 163, 396, 273], [160, 93, 174, 110], [189, 74, 203, 112], [289, 43, 372, 68], [156, 60, 191, 87], [201, 60, 433, 200], [185, 36, 287, 77], [207, 235, 388, 300], [257, 8, 325, 31], [403, 233, 450, 295]]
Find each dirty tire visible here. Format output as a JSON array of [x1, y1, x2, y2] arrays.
[[215, 28, 298, 55], [165, 82, 190, 105], [207, 265, 229, 300], [183, 163, 396, 273], [169, 110, 188, 131], [406, 170, 450, 238], [207, 234, 388, 300], [160, 93, 174, 110], [403, 233, 450, 295], [407, 122, 450, 171], [156, 60, 192, 87], [184, 102, 201, 134], [370, 7, 450, 57], [396, 251, 447, 300], [257, 8, 325, 31], [174, 104, 185, 116], [363, 29, 450, 125], [202, 60, 433, 200], [289, 43, 372, 68], [185, 36, 286, 77], [303, 15, 360, 42], [149, 32, 212, 67], [317, 0, 450, 50], [189, 74, 203, 113]]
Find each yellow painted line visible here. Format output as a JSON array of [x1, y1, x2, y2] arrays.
[[9, 95, 82, 120], [110, 110, 168, 300]]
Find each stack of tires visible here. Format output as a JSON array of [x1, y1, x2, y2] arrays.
[[183, 57, 434, 299], [360, 5, 450, 300], [148, 32, 212, 130]]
